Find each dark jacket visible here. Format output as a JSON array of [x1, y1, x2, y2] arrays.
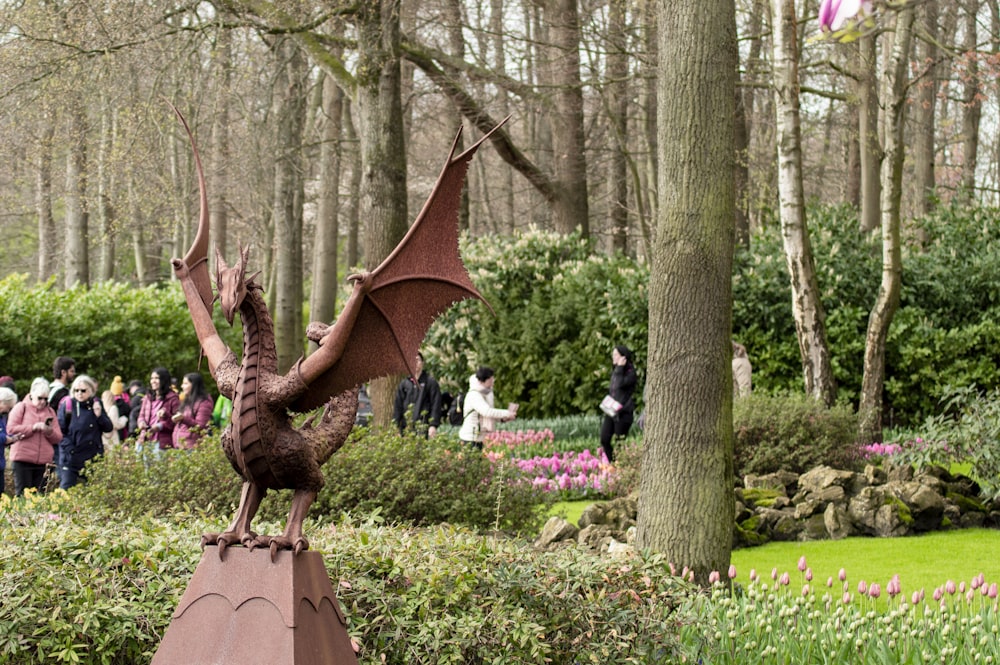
[[392, 370, 443, 435], [608, 364, 637, 417], [60, 398, 113, 469]]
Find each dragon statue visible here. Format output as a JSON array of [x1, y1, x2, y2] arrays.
[[169, 107, 502, 560]]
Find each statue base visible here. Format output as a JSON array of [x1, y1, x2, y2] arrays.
[[152, 545, 358, 665]]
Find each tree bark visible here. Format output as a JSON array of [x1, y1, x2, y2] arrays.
[[357, 0, 408, 427], [273, 39, 309, 373], [64, 105, 89, 289], [606, 0, 629, 253], [36, 112, 56, 282], [911, 0, 939, 219], [210, 24, 233, 266], [857, 35, 881, 234], [309, 73, 345, 344], [96, 95, 116, 282], [960, 0, 981, 195], [859, 6, 915, 443], [636, 0, 736, 585], [770, 0, 836, 405]]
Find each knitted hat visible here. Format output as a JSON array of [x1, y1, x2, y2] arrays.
[[110, 376, 124, 396]]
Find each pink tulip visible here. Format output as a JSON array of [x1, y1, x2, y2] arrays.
[[779, 572, 791, 586], [933, 587, 943, 601], [911, 591, 921, 605], [869, 583, 881, 599], [838, 568, 847, 582], [989, 583, 998, 599], [802, 584, 810, 597], [827, 576, 834, 588], [960, 582, 967, 594], [798, 556, 807, 572], [708, 570, 721, 584], [750, 568, 758, 582], [805, 568, 813, 582], [842, 591, 852, 604], [771, 567, 779, 581], [946, 581, 957, 595], [967, 590, 976, 603], [858, 580, 867, 595], [728, 565, 737, 579], [818, 0, 873, 32]]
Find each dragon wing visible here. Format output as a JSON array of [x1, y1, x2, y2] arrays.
[[289, 120, 506, 413]]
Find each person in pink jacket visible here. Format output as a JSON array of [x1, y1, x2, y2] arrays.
[[7, 377, 62, 496], [136, 367, 180, 451], [171, 372, 214, 449]]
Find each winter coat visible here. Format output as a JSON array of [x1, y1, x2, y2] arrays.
[[607, 364, 637, 417], [60, 398, 113, 470], [171, 396, 214, 449], [458, 375, 514, 444], [392, 370, 443, 434], [137, 391, 181, 450], [7, 396, 62, 466]]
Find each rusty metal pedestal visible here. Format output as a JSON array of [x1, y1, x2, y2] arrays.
[[152, 545, 358, 665]]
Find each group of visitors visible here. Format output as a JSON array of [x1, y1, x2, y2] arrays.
[[0, 356, 227, 496]]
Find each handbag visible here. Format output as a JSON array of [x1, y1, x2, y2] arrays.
[[600, 394, 623, 417]]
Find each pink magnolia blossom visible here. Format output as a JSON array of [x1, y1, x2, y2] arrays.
[[818, 0, 873, 32]]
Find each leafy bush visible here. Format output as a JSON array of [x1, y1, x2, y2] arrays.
[[732, 393, 861, 477], [893, 385, 1000, 499], [0, 495, 697, 664], [424, 229, 648, 418], [78, 428, 548, 534], [0, 275, 241, 397]]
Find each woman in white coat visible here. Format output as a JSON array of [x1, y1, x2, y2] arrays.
[[458, 367, 518, 450]]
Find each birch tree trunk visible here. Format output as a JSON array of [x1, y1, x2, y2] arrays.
[[770, 0, 836, 404], [859, 6, 915, 443], [635, 0, 736, 584]]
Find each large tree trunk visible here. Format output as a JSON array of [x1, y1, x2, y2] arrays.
[[636, 0, 736, 585], [490, 0, 515, 232], [273, 39, 309, 373], [770, 0, 836, 404], [544, 0, 589, 236], [357, 0, 408, 427], [64, 105, 89, 288], [309, 73, 345, 344], [96, 95, 116, 282], [210, 25, 233, 266], [859, 7, 915, 443]]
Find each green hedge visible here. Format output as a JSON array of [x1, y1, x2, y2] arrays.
[[0, 494, 695, 664], [0, 275, 241, 396], [77, 427, 548, 534]]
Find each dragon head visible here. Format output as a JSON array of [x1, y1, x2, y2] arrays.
[[215, 244, 258, 326]]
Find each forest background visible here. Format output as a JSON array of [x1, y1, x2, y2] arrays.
[[0, 0, 997, 583]]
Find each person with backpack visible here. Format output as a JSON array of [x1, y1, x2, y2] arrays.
[[58, 375, 112, 489], [7, 378, 62, 496]]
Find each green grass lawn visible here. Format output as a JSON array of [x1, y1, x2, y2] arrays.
[[550, 501, 1000, 601]]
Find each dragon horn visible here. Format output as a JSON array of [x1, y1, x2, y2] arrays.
[[168, 100, 214, 312]]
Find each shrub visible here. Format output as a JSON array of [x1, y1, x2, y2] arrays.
[[79, 428, 549, 534], [0, 495, 697, 664], [893, 385, 1000, 499], [733, 393, 861, 477]]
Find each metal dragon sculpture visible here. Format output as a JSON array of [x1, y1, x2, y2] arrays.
[[169, 107, 501, 559]]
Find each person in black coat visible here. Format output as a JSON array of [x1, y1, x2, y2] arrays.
[[392, 352, 443, 438], [599, 345, 637, 463], [59, 375, 113, 489]]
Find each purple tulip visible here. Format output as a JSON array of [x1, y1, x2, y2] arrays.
[[818, 0, 873, 32]]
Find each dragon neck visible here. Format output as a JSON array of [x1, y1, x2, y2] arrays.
[[240, 286, 279, 374]]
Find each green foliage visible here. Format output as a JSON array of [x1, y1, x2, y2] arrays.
[[894, 385, 1000, 499], [0, 275, 240, 395], [734, 200, 1000, 427], [0, 495, 696, 664], [423, 229, 648, 419], [732, 393, 861, 477], [77, 428, 548, 534]]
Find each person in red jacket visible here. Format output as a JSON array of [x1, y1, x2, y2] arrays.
[[135, 367, 180, 452], [7, 377, 62, 496]]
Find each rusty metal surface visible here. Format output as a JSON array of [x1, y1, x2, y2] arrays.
[[152, 546, 357, 664]]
